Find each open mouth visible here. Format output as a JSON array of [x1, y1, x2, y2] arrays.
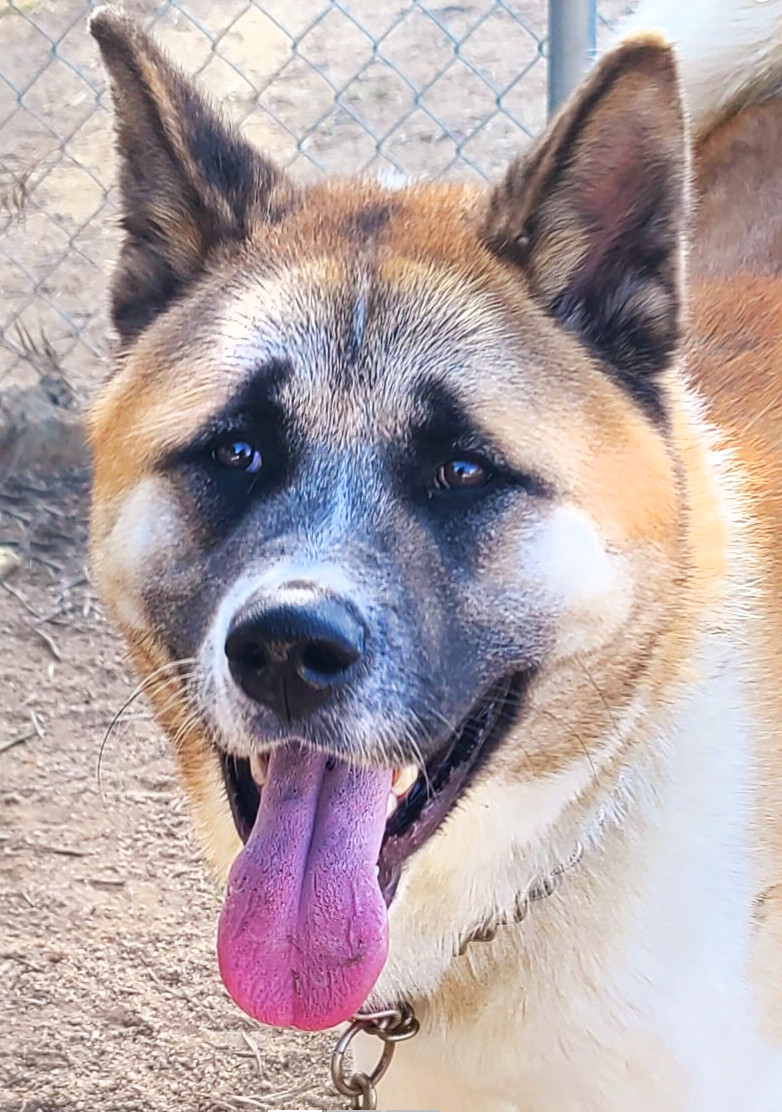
[[216, 673, 524, 1031], [221, 673, 521, 903]]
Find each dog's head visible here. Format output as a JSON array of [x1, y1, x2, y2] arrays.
[[89, 11, 692, 1030]]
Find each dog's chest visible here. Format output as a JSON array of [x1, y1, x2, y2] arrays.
[[374, 964, 782, 1112], [370, 659, 782, 1111]]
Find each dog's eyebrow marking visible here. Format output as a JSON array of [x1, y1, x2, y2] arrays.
[[184, 358, 292, 444], [411, 378, 482, 447], [226, 358, 291, 403]]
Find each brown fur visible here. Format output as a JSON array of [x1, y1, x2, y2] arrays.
[[694, 102, 782, 279]]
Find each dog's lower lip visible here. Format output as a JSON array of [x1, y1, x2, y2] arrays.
[[220, 674, 524, 903]]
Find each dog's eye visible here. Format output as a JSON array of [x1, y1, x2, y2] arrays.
[[433, 458, 491, 492], [212, 439, 263, 474]]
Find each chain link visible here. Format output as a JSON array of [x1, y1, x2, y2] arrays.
[[331, 1004, 419, 1109], [457, 838, 584, 956]]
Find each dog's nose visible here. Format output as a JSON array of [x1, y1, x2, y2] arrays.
[[224, 592, 365, 721]]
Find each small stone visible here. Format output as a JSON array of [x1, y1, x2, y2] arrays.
[[0, 545, 20, 582]]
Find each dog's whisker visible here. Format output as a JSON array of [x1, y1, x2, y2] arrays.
[[97, 658, 199, 801], [170, 706, 206, 754]]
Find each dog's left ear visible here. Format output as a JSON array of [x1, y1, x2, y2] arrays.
[[483, 35, 687, 417]]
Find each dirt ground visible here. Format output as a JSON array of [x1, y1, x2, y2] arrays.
[[0, 470, 340, 1111], [0, 2, 631, 1110]]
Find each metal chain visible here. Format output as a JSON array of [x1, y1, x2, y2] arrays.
[[457, 838, 585, 956], [331, 1004, 419, 1110]]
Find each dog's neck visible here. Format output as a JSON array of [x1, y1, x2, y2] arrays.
[[364, 616, 778, 1111]]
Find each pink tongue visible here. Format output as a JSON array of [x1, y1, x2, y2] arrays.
[[217, 744, 392, 1030]]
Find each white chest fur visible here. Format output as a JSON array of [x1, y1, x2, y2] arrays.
[[355, 637, 782, 1111]]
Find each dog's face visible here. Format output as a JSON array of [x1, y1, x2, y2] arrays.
[[89, 13, 688, 1031]]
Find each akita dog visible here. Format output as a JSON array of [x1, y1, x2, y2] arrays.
[[87, 0, 782, 1107]]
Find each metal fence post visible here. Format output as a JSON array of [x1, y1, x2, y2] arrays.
[[548, 0, 597, 115]]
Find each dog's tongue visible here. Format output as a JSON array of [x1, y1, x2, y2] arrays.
[[217, 744, 391, 1030]]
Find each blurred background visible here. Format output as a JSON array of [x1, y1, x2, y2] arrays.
[[0, 3, 630, 1111]]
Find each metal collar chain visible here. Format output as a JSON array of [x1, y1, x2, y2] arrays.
[[331, 1004, 419, 1109], [457, 836, 585, 956]]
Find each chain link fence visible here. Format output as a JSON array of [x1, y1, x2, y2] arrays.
[[0, 0, 629, 403]]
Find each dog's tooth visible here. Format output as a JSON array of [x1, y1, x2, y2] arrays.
[[250, 752, 267, 787], [392, 763, 419, 799], [386, 792, 398, 820]]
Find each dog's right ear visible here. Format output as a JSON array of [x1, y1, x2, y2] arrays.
[[90, 9, 295, 342], [482, 35, 686, 421]]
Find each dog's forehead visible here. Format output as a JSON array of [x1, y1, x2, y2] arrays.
[[214, 250, 521, 441], [211, 178, 535, 430]]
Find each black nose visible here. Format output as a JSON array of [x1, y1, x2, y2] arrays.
[[224, 592, 366, 721]]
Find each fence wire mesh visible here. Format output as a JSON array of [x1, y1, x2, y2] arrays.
[[0, 0, 628, 401]]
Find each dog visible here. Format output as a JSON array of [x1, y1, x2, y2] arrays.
[[87, 0, 782, 1107]]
